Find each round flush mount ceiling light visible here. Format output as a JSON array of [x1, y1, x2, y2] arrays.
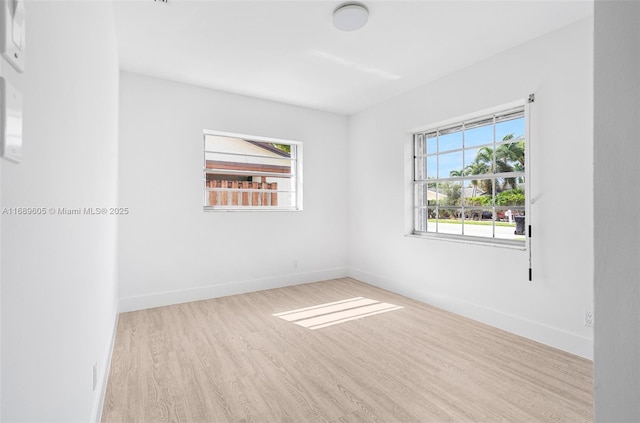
[[333, 2, 369, 32]]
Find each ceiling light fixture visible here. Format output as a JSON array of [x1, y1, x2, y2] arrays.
[[333, 2, 369, 32]]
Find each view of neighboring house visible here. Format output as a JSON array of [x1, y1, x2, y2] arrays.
[[204, 135, 293, 207]]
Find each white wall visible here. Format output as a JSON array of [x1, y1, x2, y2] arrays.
[[118, 73, 348, 311], [0, 49, 4, 423], [594, 1, 640, 420], [3, 3, 636, 421], [0, 2, 119, 422], [347, 18, 594, 358]]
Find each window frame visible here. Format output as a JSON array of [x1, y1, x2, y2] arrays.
[[203, 129, 303, 212], [409, 100, 530, 249]]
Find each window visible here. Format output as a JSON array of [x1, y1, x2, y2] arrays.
[[203, 131, 302, 211], [412, 104, 527, 246]]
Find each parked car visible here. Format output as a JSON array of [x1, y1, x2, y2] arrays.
[[467, 210, 505, 221]]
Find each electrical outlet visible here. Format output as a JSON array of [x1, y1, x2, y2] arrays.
[[92, 363, 98, 391], [584, 309, 594, 327]]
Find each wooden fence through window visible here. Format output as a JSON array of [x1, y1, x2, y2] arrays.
[[206, 180, 278, 206]]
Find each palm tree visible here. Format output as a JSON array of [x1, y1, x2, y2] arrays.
[[463, 161, 489, 197], [495, 138, 524, 189], [460, 133, 525, 197], [468, 148, 494, 195], [475, 146, 494, 172], [496, 140, 524, 166]]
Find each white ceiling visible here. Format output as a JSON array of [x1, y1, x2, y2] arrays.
[[113, 1, 592, 115]]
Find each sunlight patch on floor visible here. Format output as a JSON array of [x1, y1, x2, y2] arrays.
[[273, 297, 403, 330]]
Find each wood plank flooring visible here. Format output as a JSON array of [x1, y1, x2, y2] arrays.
[[102, 278, 593, 422]]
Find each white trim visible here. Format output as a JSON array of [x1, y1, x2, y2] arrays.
[[295, 142, 304, 211], [119, 267, 348, 312], [202, 129, 301, 146], [204, 206, 301, 212], [92, 312, 119, 423], [410, 99, 529, 247], [525, 98, 533, 274], [203, 130, 303, 211], [347, 267, 593, 360], [404, 233, 526, 250], [408, 99, 526, 134]]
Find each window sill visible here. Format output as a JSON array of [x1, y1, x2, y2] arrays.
[[204, 206, 302, 212], [405, 232, 527, 250]]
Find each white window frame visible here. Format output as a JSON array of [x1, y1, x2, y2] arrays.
[[203, 130, 303, 212], [409, 100, 531, 249]]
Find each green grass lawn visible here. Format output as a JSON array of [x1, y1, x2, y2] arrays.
[[428, 219, 516, 227]]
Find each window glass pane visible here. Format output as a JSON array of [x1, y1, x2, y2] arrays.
[[496, 175, 519, 190], [462, 209, 494, 238], [438, 130, 463, 152], [436, 208, 462, 235], [205, 176, 292, 207], [269, 176, 295, 207], [206, 136, 290, 157], [495, 207, 526, 241], [462, 148, 478, 171], [426, 134, 438, 154], [495, 182, 525, 207], [463, 178, 493, 206], [412, 105, 525, 244], [464, 146, 494, 174], [437, 181, 462, 207], [427, 156, 438, 179], [427, 182, 438, 206], [426, 208, 437, 233], [204, 135, 294, 177], [464, 121, 493, 148], [495, 206, 525, 223], [204, 134, 299, 210], [494, 141, 525, 176], [414, 183, 428, 207], [438, 151, 463, 179], [495, 116, 525, 142], [205, 151, 294, 175]]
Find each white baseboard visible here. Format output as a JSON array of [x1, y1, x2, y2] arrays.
[[119, 267, 348, 313], [348, 267, 593, 360], [92, 312, 119, 423]]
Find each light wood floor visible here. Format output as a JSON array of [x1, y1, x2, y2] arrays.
[[102, 278, 593, 422]]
